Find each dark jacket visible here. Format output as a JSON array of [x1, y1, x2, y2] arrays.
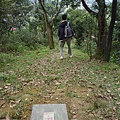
[[58, 21, 74, 40]]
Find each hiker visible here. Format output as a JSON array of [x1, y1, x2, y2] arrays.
[[58, 14, 74, 59]]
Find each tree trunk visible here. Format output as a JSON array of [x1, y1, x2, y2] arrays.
[[81, 0, 117, 61], [46, 22, 54, 49], [39, 0, 55, 49], [96, 0, 107, 60], [39, 0, 62, 49], [104, 0, 117, 62]]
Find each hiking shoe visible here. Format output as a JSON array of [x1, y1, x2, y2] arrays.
[[60, 56, 63, 59], [69, 55, 73, 58]]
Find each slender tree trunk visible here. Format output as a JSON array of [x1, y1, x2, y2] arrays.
[[39, 0, 54, 49], [46, 22, 54, 49], [42, 14, 46, 38], [105, 0, 117, 62], [81, 0, 117, 62], [81, 0, 107, 60]]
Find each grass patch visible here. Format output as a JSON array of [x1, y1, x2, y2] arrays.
[[0, 46, 120, 119]]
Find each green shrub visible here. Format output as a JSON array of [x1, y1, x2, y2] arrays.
[[16, 29, 48, 49], [0, 33, 26, 53], [0, 29, 49, 53], [111, 41, 120, 65]]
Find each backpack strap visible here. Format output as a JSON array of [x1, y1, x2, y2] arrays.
[[67, 22, 69, 27]]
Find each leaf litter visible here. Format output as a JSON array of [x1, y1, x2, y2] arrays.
[[0, 49, 120, 120]]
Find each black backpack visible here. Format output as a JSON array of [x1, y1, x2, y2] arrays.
[[64, 22, 73, 38]]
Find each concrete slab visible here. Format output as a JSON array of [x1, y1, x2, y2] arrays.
[[30, 104, 68, 120]]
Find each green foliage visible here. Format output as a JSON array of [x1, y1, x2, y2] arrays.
[[0, 33, 25, 53], [65, 8, 98, 59], [66, 9, 89, 45], [82, 15, 98, 58], [19, 29, 48, 49], [28, 2, 44, 35], [0, 29, 49, 54], [0, 0, 33, 37], [45, 1, 61, 18], [62, 0, 81, 9], [0, 0, 13, 36]]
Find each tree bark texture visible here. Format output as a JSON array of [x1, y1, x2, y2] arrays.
[[39, 0, 54, 49], [46, 22, 54, 49], [105, 0, 117, 62], [38, 0, 62, 49], [96, 0, 107, 59], [81, 0, 117, 61]]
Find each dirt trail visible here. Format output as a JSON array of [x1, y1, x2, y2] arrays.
[[0, 50, 112, 120]]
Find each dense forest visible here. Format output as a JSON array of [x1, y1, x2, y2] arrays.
[[0, 0, 120, 120]]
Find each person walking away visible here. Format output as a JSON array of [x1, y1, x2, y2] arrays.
[[58, 14, 74, 59]]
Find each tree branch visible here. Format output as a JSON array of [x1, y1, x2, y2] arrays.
[[107, 0, 117, 49], [34, 0, 44, 14], [52, 8, 61, 22], [38, 0, 46, 13], [38, 0, 48, 22], [52, 1, 62, 22], [56, 0, 59, 10], [81, 0, 98, 16]]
